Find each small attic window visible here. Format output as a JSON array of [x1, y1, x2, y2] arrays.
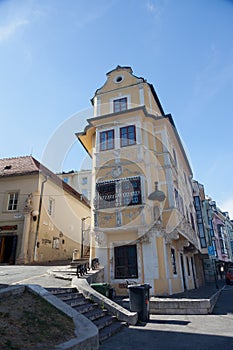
[[4, 165, 12, 170], [114, 75, 124, 83]]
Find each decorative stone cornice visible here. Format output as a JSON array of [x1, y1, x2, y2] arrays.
[[161, 229, 180, 245], [23, 193, 33, 215], [94, 231, 107, 247], [175, 217, 198, 247]]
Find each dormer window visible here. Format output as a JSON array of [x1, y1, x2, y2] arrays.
[[113, 97, 127, 113]]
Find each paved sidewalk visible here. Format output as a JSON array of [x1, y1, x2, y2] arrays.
[[164, 280, 226, 299], [49, 263, 225, 298], [100, 284, 233, 350]]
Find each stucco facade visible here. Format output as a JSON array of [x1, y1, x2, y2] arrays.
[[0, 156, 90, 264], [77, 66, 202, 296], [58, 169, 92, 201]]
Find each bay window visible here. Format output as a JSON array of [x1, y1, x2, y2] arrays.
[[95, 176, 142, 209]]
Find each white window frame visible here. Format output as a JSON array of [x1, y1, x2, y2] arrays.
[[7, 192, 19, 211], [96, 119, 141, 152], [110, 94, 131, 114]]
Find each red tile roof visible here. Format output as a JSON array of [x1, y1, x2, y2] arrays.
[[0, 156, 39, 177], [0, 156, 90, 208]]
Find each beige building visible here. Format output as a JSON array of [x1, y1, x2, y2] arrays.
[[0, 156, 90, 264], [77, 66, 203, 296], [58, 169, 92, 201]]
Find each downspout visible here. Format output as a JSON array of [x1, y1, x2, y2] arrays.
[[33, 176, 48, 261]]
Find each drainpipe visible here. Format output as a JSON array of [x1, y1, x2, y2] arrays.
[[33, 176, 48, 261]]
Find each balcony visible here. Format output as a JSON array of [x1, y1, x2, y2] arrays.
[[161, 207, 198, 248]]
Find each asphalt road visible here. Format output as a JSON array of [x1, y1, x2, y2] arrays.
[[100, 285, 233, 350], [0, 264, 72, 288]]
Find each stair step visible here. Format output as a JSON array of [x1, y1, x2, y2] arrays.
[[47, 287, 127, 344], [99, 321, 126, 343], [64, 298, 87, 307], [93, 315, 116, 330], [46, 287, 77, 295], [74, 302, 99, 314], [83, 308, 108, 321], [56, 292, 84, 301]]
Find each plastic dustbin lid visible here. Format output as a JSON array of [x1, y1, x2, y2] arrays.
[[128, 284, 151, 289]]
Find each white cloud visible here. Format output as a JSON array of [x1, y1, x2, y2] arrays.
[[0, 0, 47, 44], [75, 12, 103, 28], [194, 45, 233, 99], [0, 18, 29, 43], [0, 18, 29, 42], [147, 2, 156, 13], [146, 1, 163, 20]]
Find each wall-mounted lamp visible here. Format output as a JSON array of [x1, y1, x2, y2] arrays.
[[32, 210, 39, 222], [148, 182, 166, 202], [148, 181, 166, 223]]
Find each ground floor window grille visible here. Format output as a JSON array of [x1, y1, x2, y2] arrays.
[[95, 176, 142, 209]]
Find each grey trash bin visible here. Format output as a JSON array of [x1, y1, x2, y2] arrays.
[[128, 283, 151, 322]]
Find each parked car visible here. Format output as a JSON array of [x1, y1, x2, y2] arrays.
[[225, 268, 233, 285]]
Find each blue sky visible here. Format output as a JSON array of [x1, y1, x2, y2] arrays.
[[0, 0, 233, 215]]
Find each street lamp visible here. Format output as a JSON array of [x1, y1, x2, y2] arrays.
[[81, 216, 91, 258]]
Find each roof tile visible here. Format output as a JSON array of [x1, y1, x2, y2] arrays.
[[0, 156, 39, 177]]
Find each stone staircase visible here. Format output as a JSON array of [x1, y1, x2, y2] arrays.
[[47, 287, 126, 343]]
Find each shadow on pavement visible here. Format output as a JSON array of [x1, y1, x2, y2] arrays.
[[212, 285, 233, 315], [100, 328, 233, 350]]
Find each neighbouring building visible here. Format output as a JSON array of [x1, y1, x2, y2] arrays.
[[224, 214, 233, 262], [192, 180, 216, 282], [0, 156, 91, 264], [192, 180, 233, 282], [76, 65, 203, 296], [58, 169, 92, 201], [211, 203, 231, 274]]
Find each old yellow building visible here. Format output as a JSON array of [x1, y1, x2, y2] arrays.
[[77, 66, 203, 296], [0, 156, 90, 264]]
